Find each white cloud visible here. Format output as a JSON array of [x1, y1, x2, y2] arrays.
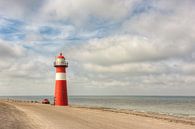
[[70, 35, 195, 66], [0, 0, 41, 19], [0, 0, 195, 95], [42, 0, 139, 25], [122, 0, 195, 41], [65, 0, 195, 95], [82, 62, 165, 75], [0, 40, 25, 59]]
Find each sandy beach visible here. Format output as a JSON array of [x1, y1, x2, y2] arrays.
[[0, 100, 194, 129]]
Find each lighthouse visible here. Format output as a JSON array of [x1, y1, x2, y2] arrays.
[[54, 53, 68, 106]]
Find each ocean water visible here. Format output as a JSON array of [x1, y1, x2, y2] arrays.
[[0, 96, 194, 117]]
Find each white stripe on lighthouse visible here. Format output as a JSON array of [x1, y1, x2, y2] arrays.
[[56, 73, 66, 80]]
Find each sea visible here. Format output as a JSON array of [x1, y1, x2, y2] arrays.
[[0, 96, 194, 118]]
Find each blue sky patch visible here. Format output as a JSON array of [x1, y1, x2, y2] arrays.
[[39, 26, 61, 36], [0, 16, 25, 41]]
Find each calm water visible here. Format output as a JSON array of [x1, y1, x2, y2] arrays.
[[0, 96, 194, 117]]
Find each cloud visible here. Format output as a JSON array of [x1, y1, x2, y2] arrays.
[[41, 0, 139, 25], [82, 62, 171, 76], [0, 40, 24, 59], [122, 0, 195, 40], [0, 41, 54, 95], [0, 0, 44, 19], [64, 0, 195, 95], [0, 0, 195, 95], [69, 35, 195, 66]]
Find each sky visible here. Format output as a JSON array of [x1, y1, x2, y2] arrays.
[[0, 0, 195, 96]]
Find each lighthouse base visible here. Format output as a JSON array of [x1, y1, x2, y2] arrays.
[[54, 80, 68, 106]]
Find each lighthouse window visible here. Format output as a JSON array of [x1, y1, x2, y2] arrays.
[[57, 58, 65, 64]]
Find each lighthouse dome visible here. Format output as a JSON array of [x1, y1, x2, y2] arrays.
[[54, 53, 68, 67], [57, 53, 65, 59]]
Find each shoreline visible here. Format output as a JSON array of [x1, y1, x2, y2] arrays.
[[71, 105, 195, 125], [1, 96, 194, 118], [1, 99, 195, 126], [0, 100, 194, 129]]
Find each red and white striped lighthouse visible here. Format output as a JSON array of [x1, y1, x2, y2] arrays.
[[54, 53, 68, 106]]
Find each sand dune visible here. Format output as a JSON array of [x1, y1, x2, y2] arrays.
[[0, 101, 194, 129]]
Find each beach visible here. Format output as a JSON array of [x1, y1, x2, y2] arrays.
[[0, 100, 194, 129], [0, 101, 35, 129]]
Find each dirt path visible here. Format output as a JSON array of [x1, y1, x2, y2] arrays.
[[9, 102, 194, 129], [0, 102, 37, 129]]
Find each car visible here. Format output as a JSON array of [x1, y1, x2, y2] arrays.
[[42, 98, 50, 104]]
